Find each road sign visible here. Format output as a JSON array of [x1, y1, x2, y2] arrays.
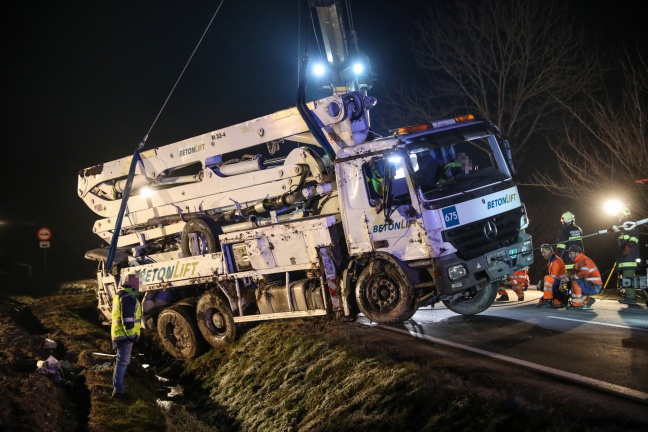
[[37, 227, 52, 241], [40, 241, 50, 249]]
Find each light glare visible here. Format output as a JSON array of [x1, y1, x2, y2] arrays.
[[604, 200, 623, 216], [141, 187, 154, 198], [313, 63, 325, 77]]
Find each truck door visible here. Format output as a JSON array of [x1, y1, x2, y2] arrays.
[[339, 156, 429, 261]]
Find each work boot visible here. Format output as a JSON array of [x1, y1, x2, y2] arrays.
[[586, 298, 596, 308], [537, 299, 551, 308], [551, 300, 564, 308], [619, 297, 637, 304], [111, 389, 127, 400], [497, 294, 509, 301], [517, 295, 524, 301], [566, 305, 583, 310]]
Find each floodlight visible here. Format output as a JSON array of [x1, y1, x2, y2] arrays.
[[604, 200, 623, 216], [141, 187, 154, 198], [313, 63, 326, 77]]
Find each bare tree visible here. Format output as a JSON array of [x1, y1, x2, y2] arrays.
[[530, 52, 648, 217], [378, 0, 599, 169]]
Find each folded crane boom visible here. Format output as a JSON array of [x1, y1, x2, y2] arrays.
[[78, 91, 373, 248]]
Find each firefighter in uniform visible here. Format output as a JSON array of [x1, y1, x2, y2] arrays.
[[566, 246, 602, 310], [497, 268, 529, 301], [537, 244, 567, 308], [111, 273, 142, 399], [556, 211, 584, 275], [616, 206, 639, 304]]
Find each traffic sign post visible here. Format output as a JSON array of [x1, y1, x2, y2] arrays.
[[37, 227, 52, 241], [37, 227, 52, 280]]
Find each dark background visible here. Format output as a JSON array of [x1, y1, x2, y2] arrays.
[[1, 0, 645, 284]]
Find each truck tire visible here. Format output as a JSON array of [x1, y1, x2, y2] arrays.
[[157, 304, 203, 359], [442, 281, 498, 315], [355, 258, 416, 324], [196, 291, 236, 350], [181, 217, 222, 257]]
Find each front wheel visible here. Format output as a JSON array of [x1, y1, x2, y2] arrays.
[[442, 281, 498, 315], [355, 258, 416, 324]]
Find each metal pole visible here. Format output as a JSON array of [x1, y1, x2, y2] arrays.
[[603, 262, 616, 291], [43, 248, 47, 281]]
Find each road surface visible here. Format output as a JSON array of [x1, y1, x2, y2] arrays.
[[359, 289, 648, 402]]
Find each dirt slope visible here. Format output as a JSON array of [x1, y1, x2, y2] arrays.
[[0, 280, 646, 431]]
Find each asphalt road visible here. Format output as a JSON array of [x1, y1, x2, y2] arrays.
[[359, 288, 648, 401]]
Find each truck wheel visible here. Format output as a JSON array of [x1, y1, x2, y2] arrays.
[[442, 281, 498, 315], [355, 259, 416, 324], [157, 304, 203, 359], [196, 292, 236, 349], [181, 217, 222, 257]]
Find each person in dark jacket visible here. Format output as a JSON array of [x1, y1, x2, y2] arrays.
[[555, 211, 584, 275], [111, 273, 142, 399], [616, 206, 640, 304]]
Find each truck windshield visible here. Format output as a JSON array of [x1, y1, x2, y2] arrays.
[[404, 127, 510, 199]]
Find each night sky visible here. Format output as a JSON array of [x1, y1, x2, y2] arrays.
[[2, 0, 645, 281]]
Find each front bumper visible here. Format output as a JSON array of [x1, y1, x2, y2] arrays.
[[433, 232, 533, 296]]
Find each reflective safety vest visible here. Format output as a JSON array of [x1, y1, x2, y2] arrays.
[[616, 226, 639, 270], [508, 269, 530, 288], [111, 287, 142, 343], [547, 255, 567, 281], [556, 223, 583, 271], [571, 253, 602, 286], [436, 161, 462, 184]]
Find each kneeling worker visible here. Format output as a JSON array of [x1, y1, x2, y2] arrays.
[[497, 269, 529, 301], [566, 245, 602, 310], [538, 244, 567, 308]]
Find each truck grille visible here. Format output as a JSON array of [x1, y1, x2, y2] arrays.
[[443, 208, 522, 260]]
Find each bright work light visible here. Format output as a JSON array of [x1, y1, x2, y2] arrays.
[[352, 62, 364, 75], [313, 63, 326, 77], [141, 187, 154, 198], [604, 200, 623, 216]]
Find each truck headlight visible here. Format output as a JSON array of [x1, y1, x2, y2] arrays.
[[522, 240, 532, 253], [448, 264, 467, 281]]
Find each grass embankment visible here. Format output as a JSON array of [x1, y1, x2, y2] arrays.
[[2, 281, 646, 431]]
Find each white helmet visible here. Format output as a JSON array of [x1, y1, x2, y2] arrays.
[[561, 211, 575, 224]]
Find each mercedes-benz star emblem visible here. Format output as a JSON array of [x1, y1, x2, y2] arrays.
[[483, 221, 498, 240]]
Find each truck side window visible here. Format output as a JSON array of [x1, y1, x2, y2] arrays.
[[363, 158, 384, 206], [363, 157, 412, 207]]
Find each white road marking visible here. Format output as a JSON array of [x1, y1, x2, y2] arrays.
[[546, 315, 648, 331], [374, 324, 648, 404]]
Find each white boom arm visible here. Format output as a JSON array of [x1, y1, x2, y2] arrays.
[[78, 91, 375, 247]]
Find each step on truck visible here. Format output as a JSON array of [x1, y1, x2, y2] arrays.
[[77, 1, 533, 359]]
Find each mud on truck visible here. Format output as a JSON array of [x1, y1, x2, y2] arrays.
[[77, 3, 533, 360]]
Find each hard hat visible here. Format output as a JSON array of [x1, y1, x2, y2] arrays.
[[568, 245, 582, 253], [561, 211, 575, 224]]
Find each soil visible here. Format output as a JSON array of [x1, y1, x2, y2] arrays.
[[0, 279, 646, 431]]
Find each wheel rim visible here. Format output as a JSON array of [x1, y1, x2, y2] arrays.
[[162, 321, 178, 344], [365, 274, 400, 312], [202, 307, 227, 337], [188, 232, 209, 255]]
